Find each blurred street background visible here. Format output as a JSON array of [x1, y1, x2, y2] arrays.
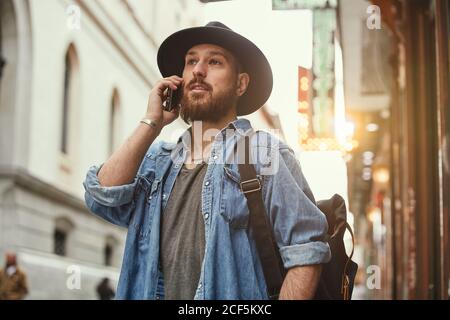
[[0, 0, 449, 299]]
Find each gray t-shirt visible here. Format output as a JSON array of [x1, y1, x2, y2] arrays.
[[160, 162, 207, 300]]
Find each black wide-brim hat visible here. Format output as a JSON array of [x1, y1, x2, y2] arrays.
[[157, 21, 273, 116]]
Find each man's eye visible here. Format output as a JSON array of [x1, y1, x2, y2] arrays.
[[209, 59, 222, 65], [186, 59, 197, 65]]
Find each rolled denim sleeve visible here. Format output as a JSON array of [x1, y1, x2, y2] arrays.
[[263, 146, 331, 269], [83, 165, 138, 228], [83, 165, 138, 207]]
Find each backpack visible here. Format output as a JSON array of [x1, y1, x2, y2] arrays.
[[236, 135, 358, 300], [314, 195, 358, 299]]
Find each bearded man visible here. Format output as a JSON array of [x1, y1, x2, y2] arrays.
[[83, 22, 330, 300]]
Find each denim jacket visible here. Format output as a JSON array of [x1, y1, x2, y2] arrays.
[[83, 118, 331, 300]]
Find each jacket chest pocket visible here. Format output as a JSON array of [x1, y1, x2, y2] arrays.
[[132, 172, 159, 239], [220, 165, 250, 229]]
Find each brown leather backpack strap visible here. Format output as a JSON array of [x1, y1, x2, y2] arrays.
[[236, 134, 285, 299]]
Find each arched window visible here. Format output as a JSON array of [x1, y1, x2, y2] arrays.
[[0, 0, 32, 169], [104, 235, 118, 267], [109, 89, 122, 156], [0, 6, 6, 79], [53, 217, 74, 257], [60, 44, 79, 155]]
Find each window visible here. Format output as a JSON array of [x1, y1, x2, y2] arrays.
[[0, 8, 5, 79], [53, 217, 74, 257], [60, 44, 79, 155], [104, 235, 118, 267], [54, 229, 67, 256], [104, 243, 113, 266], [109, 89, 121, 156]]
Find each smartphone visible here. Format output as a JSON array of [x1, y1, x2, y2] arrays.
[[163, 86, 181, 112]]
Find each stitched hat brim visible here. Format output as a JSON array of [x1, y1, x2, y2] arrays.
[[157, 25, 273, 116]]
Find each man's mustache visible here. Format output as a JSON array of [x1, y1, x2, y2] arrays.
[[185, 80, 212, 91]]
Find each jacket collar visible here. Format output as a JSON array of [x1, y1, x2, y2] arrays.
[[160, 118, 253, 152]]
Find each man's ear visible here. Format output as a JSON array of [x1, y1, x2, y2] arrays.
[[236, 73, 250, 97]]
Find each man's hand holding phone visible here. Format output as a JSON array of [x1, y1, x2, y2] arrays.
[[98, 75, 183, 187], [145, 75, 183, 132]]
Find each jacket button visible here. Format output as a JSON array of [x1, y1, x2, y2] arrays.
[[204, 213, 209, 220], [205, 181, 210, 186]]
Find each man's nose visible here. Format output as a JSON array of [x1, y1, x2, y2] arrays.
[[192, 61, 207, 79]]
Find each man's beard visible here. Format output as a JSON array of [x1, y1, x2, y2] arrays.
[[179, 82, 238, 124]]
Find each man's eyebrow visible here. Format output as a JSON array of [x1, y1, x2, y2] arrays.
[[185, 50, 230, 61]]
